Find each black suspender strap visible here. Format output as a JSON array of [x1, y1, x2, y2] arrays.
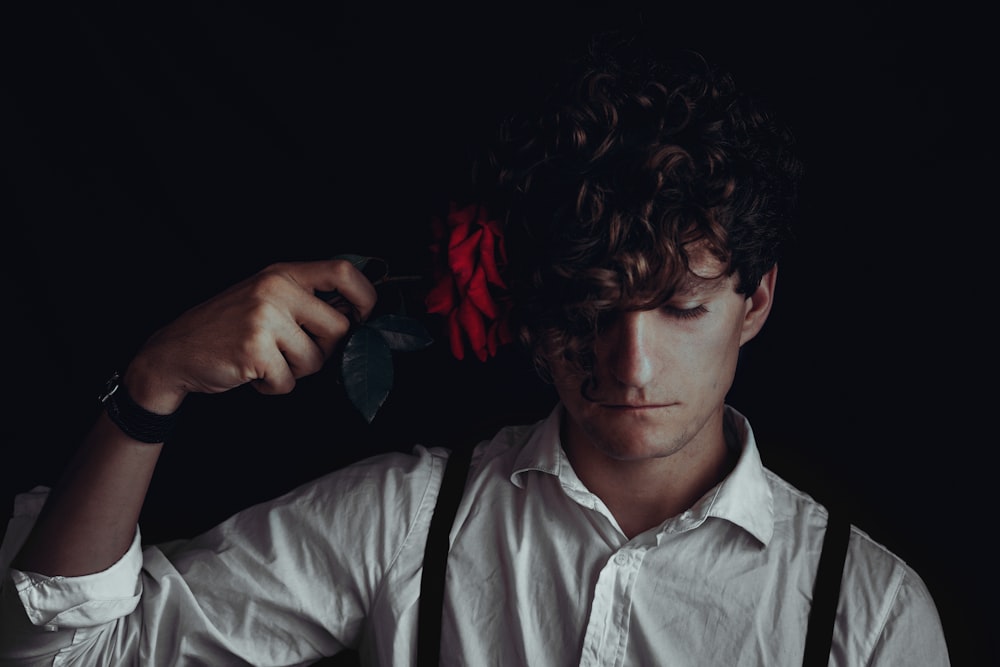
[[416, 445, 474, 667], [802, 510, 851, 667]]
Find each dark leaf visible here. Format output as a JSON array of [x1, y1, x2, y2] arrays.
[[368, 314, 435, 351], [341, 325, 394, 423]]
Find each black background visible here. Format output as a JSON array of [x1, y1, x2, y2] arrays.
[[1, 3, 994, 664]]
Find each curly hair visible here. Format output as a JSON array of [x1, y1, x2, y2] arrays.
[[474, 32, 804, 379]]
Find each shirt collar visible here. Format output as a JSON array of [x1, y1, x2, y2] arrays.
[[704, 405, 775, 545], [510, 403, 565, 484], [509, 403, 774, 546]]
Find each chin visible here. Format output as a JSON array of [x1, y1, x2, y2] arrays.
[[587, 427, 685, 462]]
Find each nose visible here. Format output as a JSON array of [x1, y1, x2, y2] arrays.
[[604, 310, 655, 388]]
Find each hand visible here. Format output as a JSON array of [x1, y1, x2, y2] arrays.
[[124, 259, 377, 414]]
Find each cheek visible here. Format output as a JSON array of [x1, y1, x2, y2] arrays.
[[684, 315, 745, 376], [551, 371, 587, 409]]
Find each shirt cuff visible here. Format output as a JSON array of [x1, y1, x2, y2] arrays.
[[2, 487, 144, 630]]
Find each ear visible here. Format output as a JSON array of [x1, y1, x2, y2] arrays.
[[739, 263, 777, 346]]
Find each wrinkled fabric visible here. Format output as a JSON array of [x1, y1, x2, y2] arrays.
[[0, 405, 950, 666]]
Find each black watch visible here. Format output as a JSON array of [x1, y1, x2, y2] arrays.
[[100, 371, 177, 443]]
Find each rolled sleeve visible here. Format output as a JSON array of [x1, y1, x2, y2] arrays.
[[1, 487, 143, 633], [10, 530, 143, 630]]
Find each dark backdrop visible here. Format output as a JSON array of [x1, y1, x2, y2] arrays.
[[1, 3, 994, 664]]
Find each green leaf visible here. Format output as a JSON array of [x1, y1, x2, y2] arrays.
[[341, 325, 394, 423], [368, 314, 434, 351]]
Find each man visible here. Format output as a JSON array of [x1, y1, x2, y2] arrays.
[[0, 33, 949, 665]]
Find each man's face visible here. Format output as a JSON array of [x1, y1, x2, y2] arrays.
[[551, 252, 775, 463]]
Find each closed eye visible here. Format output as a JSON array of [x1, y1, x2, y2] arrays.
[[661, 304, 708, 320]]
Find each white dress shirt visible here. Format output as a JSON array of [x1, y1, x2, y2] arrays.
[[0, 405, 950, 666]]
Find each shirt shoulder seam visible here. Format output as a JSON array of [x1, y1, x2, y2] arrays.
[[860, 561, 907, 665], [368, 447, 447, 609]]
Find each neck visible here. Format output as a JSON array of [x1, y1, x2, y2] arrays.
[[562, 412, 737, 539]]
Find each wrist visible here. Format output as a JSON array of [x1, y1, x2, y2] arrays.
[[100, 371, 180, 444], [121, 358, 187, 415]]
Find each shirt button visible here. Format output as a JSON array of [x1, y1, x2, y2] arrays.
[[614, 552, 630, 566]]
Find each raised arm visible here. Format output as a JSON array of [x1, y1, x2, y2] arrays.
[[9, 258, 376, 578]]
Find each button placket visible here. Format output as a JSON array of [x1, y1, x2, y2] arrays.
[[579, 548, 645, 666]]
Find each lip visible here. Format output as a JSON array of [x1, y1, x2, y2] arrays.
[[600, 403, 675, 410]]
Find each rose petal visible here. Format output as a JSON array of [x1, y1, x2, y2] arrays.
[[448, 216, 471, 241], [425, 274, 457, 315], [479, 229, 506, 288], [447, 224, 474, 275], [457, 298, 488, 362], [483, 215, 503, 235], [465, 264, 498, 318], [489, 306, 515, 355], [450, 228, 483, 288], [447, 310, 465, 360]]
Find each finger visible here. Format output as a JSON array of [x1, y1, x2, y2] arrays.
[[240, 303, 335, 394], [319, 292, 357, 323], [250, 345, 298, 396], [289, 293, 354, 360], [274, 316, 330, 378], [287, 259, 379, 322]]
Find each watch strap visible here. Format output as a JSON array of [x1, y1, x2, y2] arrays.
[[100, 372, 177, 443]]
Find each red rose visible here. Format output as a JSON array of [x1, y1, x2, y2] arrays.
[[425, 202, 512, 361]]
